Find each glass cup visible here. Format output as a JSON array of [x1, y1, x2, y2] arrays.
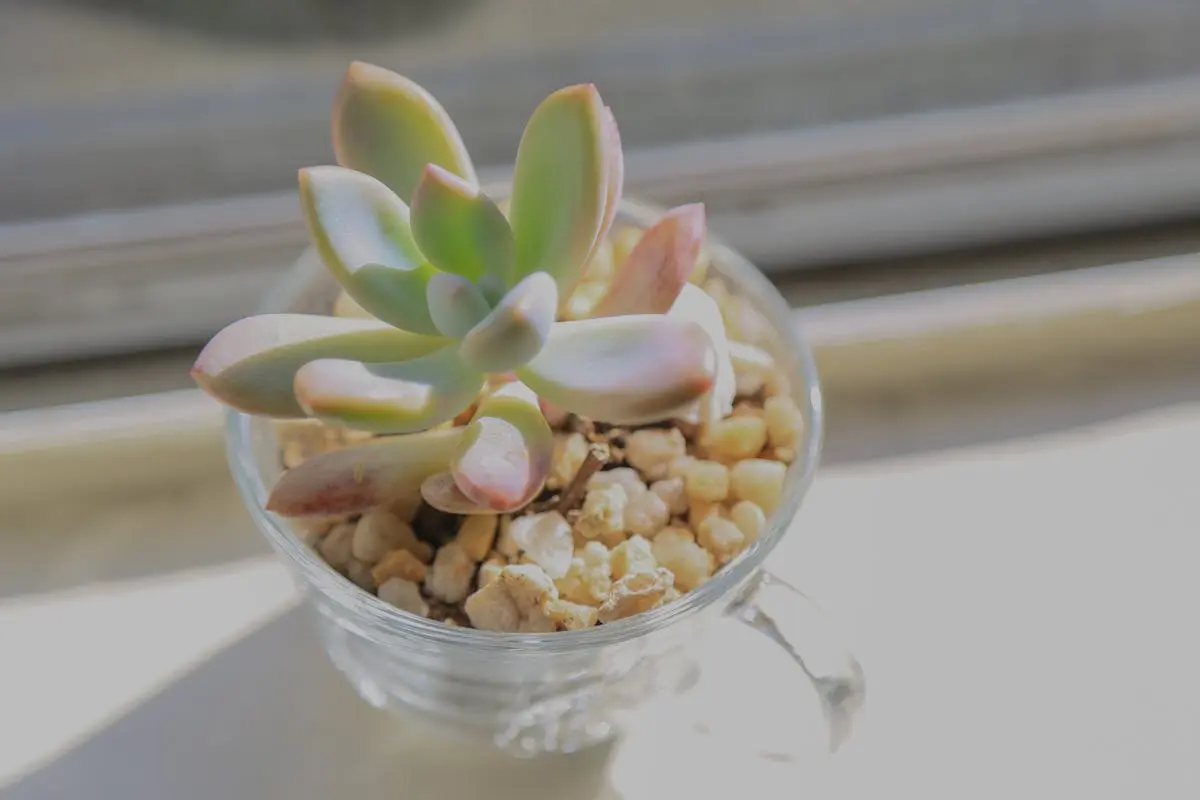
[[226, 194, 865, 757]]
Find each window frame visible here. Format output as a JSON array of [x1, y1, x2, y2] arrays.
[[6, 77, 1200, 368]]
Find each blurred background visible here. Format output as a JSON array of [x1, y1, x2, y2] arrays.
[[2, 0, 1199, 798], [5, 0, 1200, 405]]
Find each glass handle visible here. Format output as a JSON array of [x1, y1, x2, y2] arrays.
[[725, 569, 866, 753]]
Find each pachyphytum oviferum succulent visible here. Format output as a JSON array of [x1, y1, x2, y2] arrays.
[[193, 62, 734, 518]]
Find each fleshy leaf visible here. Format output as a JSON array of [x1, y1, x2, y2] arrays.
[[667, 283, 736, 425], [584, 106, 625, 267], [447, 381, 553, 513], [293, 347, 483, 434], [299, 166, 440, 335], [191, 313, 445, 416], [420, 472, 509, 516], [476, 273, 507, 307], [508, 84, 607, 293], [515, 315, 717, 425], [411, 164, 514, 283], [266, 428, 463, 517], [592, 204, 705, 317], [426, 272, 491, 338], [331, 61, 477, 202], [458, 271, 557, 373]]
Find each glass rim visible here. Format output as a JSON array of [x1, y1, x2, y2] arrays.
[[225, 193, 825, 654]]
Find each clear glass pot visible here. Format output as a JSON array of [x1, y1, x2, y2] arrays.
[[226, 194, 865, 757]]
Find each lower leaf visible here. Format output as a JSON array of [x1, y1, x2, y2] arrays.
[[191, 313, 447, 417], [448, 381, 553, 512], [266, 428, 463, 517], [294, 347, 484, 433]]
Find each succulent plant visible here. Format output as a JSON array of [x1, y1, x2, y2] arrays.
[[193, 62, 733, 518]]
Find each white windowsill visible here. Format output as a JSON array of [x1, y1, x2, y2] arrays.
[[1, 259, 1198, 798]]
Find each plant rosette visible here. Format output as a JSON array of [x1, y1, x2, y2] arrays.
[[202, 62, 861, 755]]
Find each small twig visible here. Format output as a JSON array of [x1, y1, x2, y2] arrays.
[[529, 493, 562, 514], [556, 443, 608, 512]]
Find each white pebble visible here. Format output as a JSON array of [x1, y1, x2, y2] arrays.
[[549, 432, 589, 489], [730, 500, 767, 544], [424, 542, 475, 603], [764, 395, 804, 450], [685, 460, 730, 503], [509, 511, 574, 579], [697, 516, 746, 565], [624, 490, 670, 538], [378, 578, 429, 617], [352, 509, 423, 564], [730, 458, 787, 514], [575, 484, 628, 543], [611, 535, 658, 579], [652, 528, 713, 592], [457, 514, 499, 562], [464, 581, 521, 632], [317, 522, 355, 571], [587, 467, 648, 497], [704, 415, 768, 461], [625, 428, 687, 481], [650, 477, 689, 517]]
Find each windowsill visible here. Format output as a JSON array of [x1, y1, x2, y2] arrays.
[[1, 261, 1198, 795]]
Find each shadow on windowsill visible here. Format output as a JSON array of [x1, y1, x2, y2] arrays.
[[1, 605, 622, 800]]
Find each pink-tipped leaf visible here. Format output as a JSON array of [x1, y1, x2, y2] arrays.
[[191, 313, 445, 416], [267, 428, 463, 517], [583, 106, 625, 269], [299, 166, 440, 335], [411, 164, 514, 283], [591, 203, 705, 317], [457, 271, 557, 373], [507, 84, 608, 294], [332, 62, 477, 202], [293, 347, 483, 434], [515, 315, 717, 425], [443, 381, 553, 513]]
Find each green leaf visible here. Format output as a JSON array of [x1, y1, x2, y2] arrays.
[[508, 84, 608, 294], [411, 164, 514, 283], [331, 61, 476, 202], [447, 381, 553, 513], [266, 428, 464, 517], [293, 347, 484, 434], [476, 273, 507, 307], [191, 313, 446, 416], [425, 272, 492, 338], [299, 166, 441, 335], [515, 315, 717, 425], [457, 271, 557, 373], [592, 203, 705, 317]]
